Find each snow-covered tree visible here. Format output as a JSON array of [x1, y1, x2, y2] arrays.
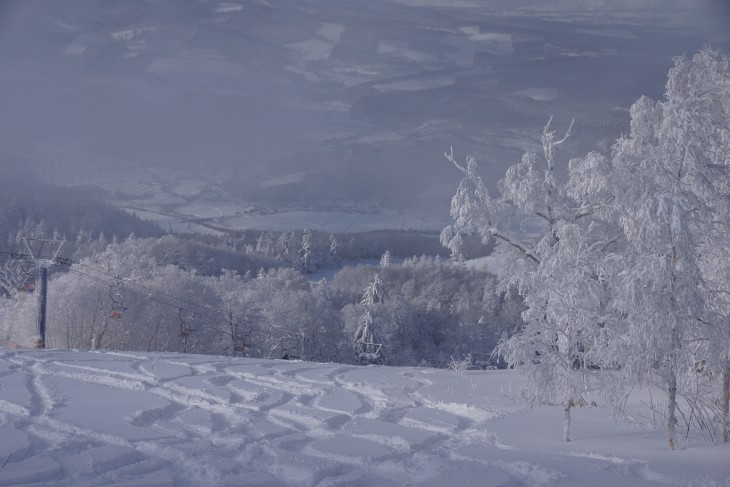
[[275, 232, 290, 261], [0, 219, 47, 297], [605, 47, 730, 448], [701, 240, 730, 443], [448, 47, 730, 447], [255, 231, 274, 256], [361, 273, 388, 306], [495, 219, 614, 441], [0, 292, 36, 347], [379, 250, 391, 268], [353, 310, 385, 364], [440, 226, 465, 262], [447, 117, 622, 441], [298, 229, 315, 273], [212, 270, 259, 357], [329, 234, 338, 263], [354, 273, 389, 364], [0, 259, 31, 298]]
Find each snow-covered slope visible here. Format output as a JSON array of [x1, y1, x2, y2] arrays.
[[1, 349, 727, 486]]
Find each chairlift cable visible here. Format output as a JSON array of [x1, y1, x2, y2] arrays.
[[72, 261, 217, 314], [67, 267, 220, 336], [64, 268, 219, 325], [3, 248, 222, 329]]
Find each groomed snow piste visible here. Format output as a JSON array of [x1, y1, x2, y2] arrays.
[[0, 349, 728, 486]]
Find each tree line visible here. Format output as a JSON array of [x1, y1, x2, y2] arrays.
[[0, 232, 521, 369]]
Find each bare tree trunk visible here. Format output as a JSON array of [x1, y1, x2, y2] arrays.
[[667, 326, 678, 450], [564, 400, 572, 442], [722, 362, 729, 444]]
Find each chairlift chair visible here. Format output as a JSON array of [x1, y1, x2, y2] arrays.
[[19, 283, 35, 293], [109, 279, 127, 318], [233, 336, 247, 353], [232, 331, 250, 355], [178, 308, 197, 338]]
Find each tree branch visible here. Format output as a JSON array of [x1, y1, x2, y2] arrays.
[[555, 119, 575, 147], [445, 147, 469, 176], [489, 228, 540, 264]]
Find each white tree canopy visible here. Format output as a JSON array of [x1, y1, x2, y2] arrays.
[[446, 46, 730, 447]]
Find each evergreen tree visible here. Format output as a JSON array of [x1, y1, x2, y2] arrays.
[[354, 274, 388, 364], [329, 234, 338, 263], [379, 250, 391, 268]]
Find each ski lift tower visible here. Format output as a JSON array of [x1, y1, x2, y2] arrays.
[[23, 238, 65, 349]]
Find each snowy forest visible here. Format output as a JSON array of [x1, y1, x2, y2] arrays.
[[1, 47, 729, 454], [0, 201, 513, 367]]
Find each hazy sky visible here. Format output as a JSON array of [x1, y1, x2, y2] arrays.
[[0, 0, 726, 210]]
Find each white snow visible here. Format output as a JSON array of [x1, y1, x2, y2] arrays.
[[459, 27, 513, 55], [317, 23, 345, 43], [460, 27, 506, 42], [215, 3, 243, 13], [511, 88, 559, 102], [575, 28, 638, 39], [1, 349, 728, 486], [377, 41, 439, 63], [464, 255, 500, 274], [259, 172, 307, 189], [287, 39, 334, 61], [374, 76, 455, 93], [110, 30, 136, 41]]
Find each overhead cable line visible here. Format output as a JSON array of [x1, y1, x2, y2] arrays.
[[64, 267, 221, 324], [71, 260, 217, 314], [2, 249, 222, 324]]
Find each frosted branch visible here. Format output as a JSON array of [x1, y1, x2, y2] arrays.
[[555, 119, 575, 147], [445, 147, 469, 176], [489, 227, 540, 264]]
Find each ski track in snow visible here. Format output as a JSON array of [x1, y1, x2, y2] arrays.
[[0, 350, 728, 486]]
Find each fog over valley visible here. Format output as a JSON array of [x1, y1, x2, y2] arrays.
[[1, 0, 727, 232]]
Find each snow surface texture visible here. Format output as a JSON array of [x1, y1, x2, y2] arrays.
[[0, 349, 728, 487]]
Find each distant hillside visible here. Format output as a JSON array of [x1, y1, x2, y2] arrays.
[[0, 167, 163, 251]]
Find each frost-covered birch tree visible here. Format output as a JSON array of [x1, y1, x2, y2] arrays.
[[606, 47, 730, 449], [701, 240, 730, 443], [446, 47, 730, 447], [446, 119, 617, 441]]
